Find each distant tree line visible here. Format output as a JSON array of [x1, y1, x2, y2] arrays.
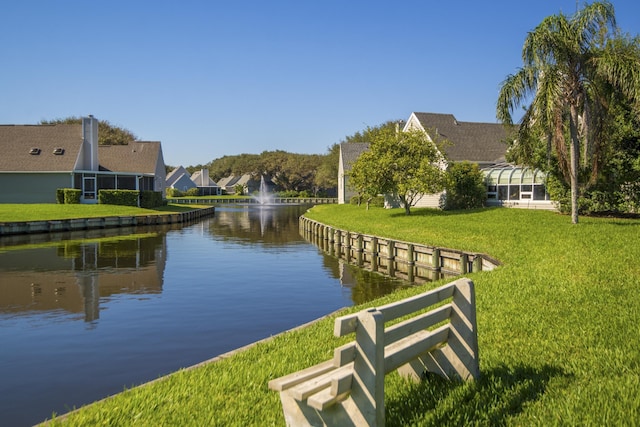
[[186, 148, 340, 197]]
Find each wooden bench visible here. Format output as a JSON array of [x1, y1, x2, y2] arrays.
[[269, 277, 479, 427]]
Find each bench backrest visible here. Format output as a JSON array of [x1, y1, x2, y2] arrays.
[[335, 277, 479, 378]]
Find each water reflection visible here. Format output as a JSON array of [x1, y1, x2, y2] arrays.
[[0, 233, 166, 324]]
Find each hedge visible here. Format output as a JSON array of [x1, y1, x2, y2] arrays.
[[62, 189, 81, 204], [98, 190, 139, 207], [140, 191, 165, 208]]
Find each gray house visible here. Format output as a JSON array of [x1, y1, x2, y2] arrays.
[[338, 142, 370, 204], [0, 116, 166, 203]]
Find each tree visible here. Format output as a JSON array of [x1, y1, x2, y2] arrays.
[[40, 116, 137, 145], [349, 127, 446, 215], [342, 120, 403, 144], [443, 162, 486, 210], [497, 1, 640, 223], [314, 143, 340, 196]]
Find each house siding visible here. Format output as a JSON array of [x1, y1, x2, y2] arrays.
[[0, 173, 71, 203]]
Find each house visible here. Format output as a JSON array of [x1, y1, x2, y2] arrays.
[[338, 142, 370, 204], [189, 169, 221, 195], [216, 174, 274, 195], [338, 112, 554, 210], [166, 166, 197, 192], [0, 116, 166, 204], [217, 175, 242, 194]]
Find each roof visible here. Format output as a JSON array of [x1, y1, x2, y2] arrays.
[[217, 175, 240, 187], [98, 141, 161, 174], [0, 124, 83, 172], [409, 112, 510, 163], [190, 170, 218, 187], [340, 142, 370, 172], [166, 166, 190, 187]]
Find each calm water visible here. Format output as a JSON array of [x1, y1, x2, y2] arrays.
[[0, 205, 408, 426]]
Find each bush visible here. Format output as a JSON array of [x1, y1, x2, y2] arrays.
[[185, 187, 200, 197], [98, 190, 139, 206], [166, 187, 183, 197], [279, 190, 300, 198], [56, 189, 65, 204], [140, 191, 165, 208], [442, 162, 486, 210], [63, 189, 81, 204]]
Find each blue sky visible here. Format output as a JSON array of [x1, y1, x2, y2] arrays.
[[2, 1, 640, 167]]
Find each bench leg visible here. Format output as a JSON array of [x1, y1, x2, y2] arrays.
[[276, 309, 385, 427]]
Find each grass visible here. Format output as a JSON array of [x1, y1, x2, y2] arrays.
[[0, 203, 208, 222], [42, 205, 640, 426]]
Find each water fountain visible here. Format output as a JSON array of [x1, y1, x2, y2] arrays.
[[253, 175, 275, 205]]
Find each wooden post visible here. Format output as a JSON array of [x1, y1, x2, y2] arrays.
[[432, 248, 441, 270], [472, 255, 483, 272], [460, 253, 469, 274]]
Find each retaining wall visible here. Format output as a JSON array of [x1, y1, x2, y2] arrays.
[[169, 197, 337, 205], [0, 207, 215, 236], [300, 216, 500, 283]]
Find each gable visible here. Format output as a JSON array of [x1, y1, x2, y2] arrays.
[[0, 124, 83, 172]]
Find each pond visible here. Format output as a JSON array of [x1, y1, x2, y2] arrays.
[[0, 205, 410, 426]]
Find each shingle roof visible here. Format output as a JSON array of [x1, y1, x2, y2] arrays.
[[98, 141, 161, 174], [0, 124, 83, 172], [340, 142, 370, 172], [411, 112, 509, 163]]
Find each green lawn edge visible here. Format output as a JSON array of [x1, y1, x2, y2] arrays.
[[42, 205, 640, 426], [0, 203, 209, 223]]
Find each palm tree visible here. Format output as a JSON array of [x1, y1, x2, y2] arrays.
[[496, 1, 640, 223]]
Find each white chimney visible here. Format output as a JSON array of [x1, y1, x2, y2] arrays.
[[82, 115, 99, 171]]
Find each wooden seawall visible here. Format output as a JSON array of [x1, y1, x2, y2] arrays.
[[300, 216, 500, 283], [0, 207, 215, 236]]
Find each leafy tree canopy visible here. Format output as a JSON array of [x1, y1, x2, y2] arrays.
[[40, 116, 137, 145], [349, 127, 447, 215]]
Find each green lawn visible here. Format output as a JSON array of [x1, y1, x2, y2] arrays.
[[43, 205, 640, 426], [0, 203, 207, 222]]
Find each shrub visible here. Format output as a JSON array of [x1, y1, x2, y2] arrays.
[[140, 191, 164, 208], [98, 190, 139, 206], [279, 190, 299, 198], [166, 188, 183, 197], [442, 162, 486, 210], [63, 189, 82, 204], [56, 189, 65, 204], [185, 187, 200, 197]]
